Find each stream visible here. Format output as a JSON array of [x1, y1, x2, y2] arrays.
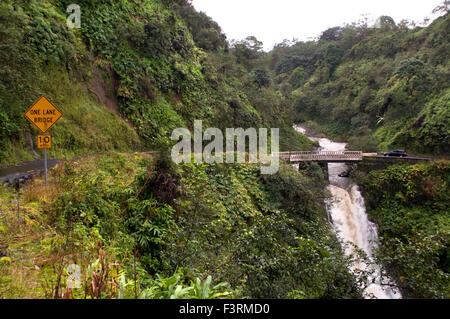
[[294, 125, 401, 299]]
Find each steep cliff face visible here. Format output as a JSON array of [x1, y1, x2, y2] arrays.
[[0, 0, 312, 166]]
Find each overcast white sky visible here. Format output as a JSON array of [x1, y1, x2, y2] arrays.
[[192, 0, 444, 50]]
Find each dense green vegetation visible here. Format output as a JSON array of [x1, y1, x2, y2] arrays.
[[271, 12, 449, 154], [1, 0, 446, 158], [0, 153, 363, 298], [0, 1, 141, 165], [0, 0, 312, 166], [0, 153, 237, 298], [1, 0, 449, 300], [166, 161, 361, 298], [357, 161, 449, 298]]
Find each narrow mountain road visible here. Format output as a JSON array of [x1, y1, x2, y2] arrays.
[[0, 152, 158, 187], [0, 150, 433, 187], [0, 158, 60, 185]]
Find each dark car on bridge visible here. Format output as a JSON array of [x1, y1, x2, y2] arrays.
[[383, 149, 407, 157]]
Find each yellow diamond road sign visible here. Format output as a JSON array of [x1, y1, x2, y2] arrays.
[[25, 96, 63, 133]]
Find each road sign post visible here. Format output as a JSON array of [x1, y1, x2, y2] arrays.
[[37, 134, 51, 184], [25, 96, 62, 185], [44, 148, 48, 184]]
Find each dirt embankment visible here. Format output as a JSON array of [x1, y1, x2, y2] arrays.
[[88, 59, 135, 129]]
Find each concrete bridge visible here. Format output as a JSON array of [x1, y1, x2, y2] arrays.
[[279, 150, 432, 180], [279, 151, 363, 163], [278, 151, 432, 163]]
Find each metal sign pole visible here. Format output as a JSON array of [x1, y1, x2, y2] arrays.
[[44, 148, 48, 184]]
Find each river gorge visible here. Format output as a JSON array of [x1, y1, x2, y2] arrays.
[[294, 125, 402, 299]]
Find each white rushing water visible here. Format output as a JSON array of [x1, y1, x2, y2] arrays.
[[294, 125, 401, 299]]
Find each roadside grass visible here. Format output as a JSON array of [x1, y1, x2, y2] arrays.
[[0, 181, 53, 298], [0, 64, 143, 167], [0, 152, 153, 298]]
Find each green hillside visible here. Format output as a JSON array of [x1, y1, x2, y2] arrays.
[[272, 13, 449, 155], [0, 0, 312, 166], [0, 0, 353, 300], [2, 2, 447, 164], [0, 0, 448, 300]]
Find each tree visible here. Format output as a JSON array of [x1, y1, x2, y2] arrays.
[[272, 41, 321, 75], [325, 43, 344, 75], [251, 69, 271, 88], [320, 27, 344, 42], [397, 19, 410, 30], [173, 3, 227, 51], [375, 16, 396, 30], [432, 1, 450, 14], [161, 0, 192, 8], [394, 58, 428, 82], [231, 36, 264, 68], [232, 36, 263, 53]]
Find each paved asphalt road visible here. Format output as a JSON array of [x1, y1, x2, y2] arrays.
[[0, 152, 433, 183], [368, 155, 433, 160], [0, 159, 61, 182], [0, 152, 159, 183]]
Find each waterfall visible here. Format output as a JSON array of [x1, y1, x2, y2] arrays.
[[294, 125, 401, 299]]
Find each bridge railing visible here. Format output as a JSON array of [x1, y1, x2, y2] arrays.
[[277, 151, 363, 162]]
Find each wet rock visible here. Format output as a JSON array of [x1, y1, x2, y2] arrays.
[[2, 173, 35, 189]]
